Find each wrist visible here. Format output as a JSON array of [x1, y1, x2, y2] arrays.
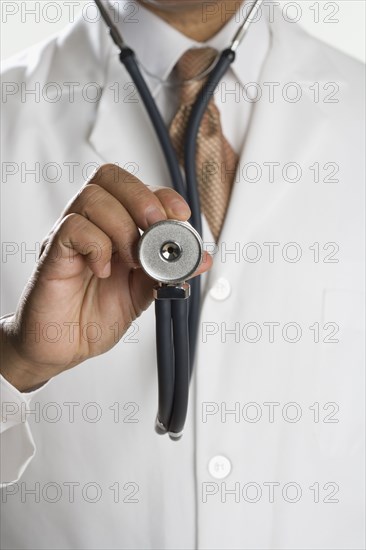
[[0, 315, 49, 392]]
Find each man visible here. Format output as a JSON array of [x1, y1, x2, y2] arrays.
[[1, 1, 364, 548]]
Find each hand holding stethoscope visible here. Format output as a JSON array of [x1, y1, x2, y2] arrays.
[[94, 0, 263, 439]]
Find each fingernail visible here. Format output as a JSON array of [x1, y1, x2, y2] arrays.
[[146, 206, 165, 226], [170, 199, 190, 219], [101, 261, 111, 278]]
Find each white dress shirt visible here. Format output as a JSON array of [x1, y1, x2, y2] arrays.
[[112, 0, 270, 151], [0, 1, 364, 549]]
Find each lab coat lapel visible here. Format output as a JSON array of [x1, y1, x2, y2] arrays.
[[217, 12, 342, 254], [88, 49, 172, 188]]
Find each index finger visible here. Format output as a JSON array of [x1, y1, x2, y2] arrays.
[[88, 164, 191, 230]]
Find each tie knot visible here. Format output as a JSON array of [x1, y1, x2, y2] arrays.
[[174, 47, 217, 105]]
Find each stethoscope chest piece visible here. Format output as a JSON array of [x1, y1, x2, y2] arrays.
[[138, 219, 203, 285]]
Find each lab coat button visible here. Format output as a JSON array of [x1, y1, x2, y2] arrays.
[[209, 277, 231, 301], [208, 455, 232, 479]]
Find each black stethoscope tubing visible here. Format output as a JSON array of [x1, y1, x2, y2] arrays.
[[121, 47, 236, 438], [120, 47, 236, 438], [155, 297, 190, 435], [120, 45, 209, 438]]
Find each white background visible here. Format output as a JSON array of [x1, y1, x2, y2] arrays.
[[0, 1, 365, 63]]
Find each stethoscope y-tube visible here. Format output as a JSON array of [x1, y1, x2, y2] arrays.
[[94, 0, 263, 439], [155, 289, 190, 438]]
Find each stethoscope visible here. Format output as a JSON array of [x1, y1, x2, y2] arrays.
[[94, 0, 263, 439]]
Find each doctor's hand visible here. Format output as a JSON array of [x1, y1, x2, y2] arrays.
[[1, 164, 212, 392]]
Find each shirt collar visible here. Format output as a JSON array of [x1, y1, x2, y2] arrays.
[[108, 0, 271, 92]]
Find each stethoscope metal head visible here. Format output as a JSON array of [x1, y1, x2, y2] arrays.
[[138, 219, 203, 285]]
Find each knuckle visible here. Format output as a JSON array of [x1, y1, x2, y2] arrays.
[[117, 218, 139, 242], [78, 183, 105, 208], [99, 238, 113, 257], [84, 238, 112, 260], [67, 184, 110, 220], [90, 163, 141, 189], [102, 162, 120, 174], [65, 183, 99, 212], [82, 163, 119, 188], [60, 212, 87, 233], [128, 181, 155, 205], [95, 163, 121, 184], [97, 162, 117, 177]]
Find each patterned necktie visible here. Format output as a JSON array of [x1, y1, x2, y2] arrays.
[[169, 47, 239, 241]]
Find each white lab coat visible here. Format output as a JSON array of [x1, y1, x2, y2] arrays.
[[0, 6, 364, 550]]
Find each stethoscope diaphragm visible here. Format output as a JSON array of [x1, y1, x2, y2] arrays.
[[138, 219, 203, 284]]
